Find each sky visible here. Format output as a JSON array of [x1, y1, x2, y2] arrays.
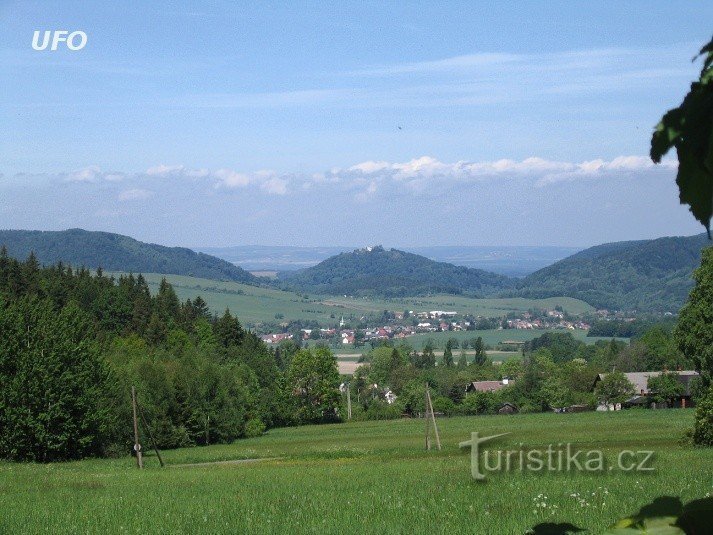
[[1, 1, 711, 247]]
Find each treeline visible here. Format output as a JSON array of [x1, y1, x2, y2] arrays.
[[0, 249, 341, 462], [587, 317, 677, 338]]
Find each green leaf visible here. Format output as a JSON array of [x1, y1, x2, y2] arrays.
[[604, 516, 685, 534]]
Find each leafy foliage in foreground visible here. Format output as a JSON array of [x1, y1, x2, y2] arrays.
[[651, 36, 713, 236]]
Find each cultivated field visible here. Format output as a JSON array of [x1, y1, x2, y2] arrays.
[[128, 273, 594, 326], [1, 410, 710, 534]]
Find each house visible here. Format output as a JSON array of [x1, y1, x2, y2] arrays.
[[260, 333, 293, 344], [592, 370, 700, 408], [465, 378, 512, 394]]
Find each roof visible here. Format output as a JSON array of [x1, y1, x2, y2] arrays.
[[594, 371, 699, 395], [466, 380, 510, 393]]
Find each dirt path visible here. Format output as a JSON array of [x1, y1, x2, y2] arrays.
[[169, 457, 281, 468]]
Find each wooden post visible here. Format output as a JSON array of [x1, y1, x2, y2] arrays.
[[425, 383, 431, 450], [138, 402, 164, 468], [426, 386, 441, 451], [131, 386, 143, 469], [347, 385, 352, 420]]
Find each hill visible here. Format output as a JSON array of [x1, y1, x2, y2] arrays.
[[278, 246, 514, 297], [515, 233, 711, 312], [0, 229, 260, 284], [197, 244, 581, 277]]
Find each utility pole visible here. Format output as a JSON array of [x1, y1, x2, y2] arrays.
[[347, 385, 352, 420], [425, 384, 430, 450], [426, 385, 441, 450], [424, 383, 441, 451], [138, 401, 164, 468], [131, 386, 143, 469]]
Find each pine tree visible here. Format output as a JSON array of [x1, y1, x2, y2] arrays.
[[214, 308, 244, 348]]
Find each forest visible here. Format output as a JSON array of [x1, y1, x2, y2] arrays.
[[0, 247, 338, 462]]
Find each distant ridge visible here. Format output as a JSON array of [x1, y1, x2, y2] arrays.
[[514, 233, 711, 312], [279, 246, 515, 297], [0, 229, 260, 284]]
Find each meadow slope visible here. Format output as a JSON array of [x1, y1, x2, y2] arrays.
[[1, 411, 710, 534]]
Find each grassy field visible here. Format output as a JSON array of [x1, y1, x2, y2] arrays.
[[125, 273, 594, 326], [1, 411, 710, 534]]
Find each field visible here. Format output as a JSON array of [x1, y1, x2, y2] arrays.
[[1, 411, 710, 534], [126, 273, 594, 326]]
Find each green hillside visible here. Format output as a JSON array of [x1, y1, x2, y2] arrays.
[[0, 229, 260, 284], [515, 233, 711, 312], [134, 273, 593, 327], [279, 246, 514, 297]]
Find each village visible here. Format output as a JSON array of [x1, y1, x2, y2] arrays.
[[259, 308, 592, 347]]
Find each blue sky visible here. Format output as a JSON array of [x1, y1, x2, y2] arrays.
[[1, 1, 711, 247]]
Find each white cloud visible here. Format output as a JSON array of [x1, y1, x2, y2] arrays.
[[145, 164, 185, 177], [214, 168, 251, 188], [118, 188, 153, 201], [343, 154, 678, 190], [66, 165, 102, 182], [261, 177, 288, 195]]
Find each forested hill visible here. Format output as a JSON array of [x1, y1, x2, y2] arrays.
[[514, 233, 711, 312], [0, 229, 260, 284], [279, 246, 515, 297]]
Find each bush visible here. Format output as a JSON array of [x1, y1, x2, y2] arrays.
[[244, 418, 266, 438], [692, 386, 713, 446], [361, 400, 402, 421], [431, 396, 456, 416], [460, 391, 497, 415]]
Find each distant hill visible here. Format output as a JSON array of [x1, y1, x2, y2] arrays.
[[0, 229, 260, 284], [279, 246, 515, 297], [515, 233, 711, 312], [197, 244, 581, 277]]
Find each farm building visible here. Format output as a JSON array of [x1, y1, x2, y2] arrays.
[[465, 378, 512, 394], [592, 370, 700, 408]]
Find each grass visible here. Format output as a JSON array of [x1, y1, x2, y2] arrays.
[[1, 411, 710, 534], [121, 273, 594, 327]]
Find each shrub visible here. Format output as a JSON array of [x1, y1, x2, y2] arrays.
[[244, 418, 266, 438], [692, 386, 713, 446]]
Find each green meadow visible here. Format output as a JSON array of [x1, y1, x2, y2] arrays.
[[126, 273, 594, 326], [1, 410, 710, 534]]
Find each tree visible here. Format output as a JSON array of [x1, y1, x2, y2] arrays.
[[0, 299, 112, 461], [443, 340, 454, 367], [675, 247, 713, 387], [285, 347, 341, 424], [647, 373, 685, 407], [472, 336, 487, 366], [651, 36, 713, 236], [413, 340, 436, 369], [369, 347, 406, 386], [692, 386, 713, 446], [595, 371, 636, 406], [458, 347, 468, 367], [214, 308, 244, 348]]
